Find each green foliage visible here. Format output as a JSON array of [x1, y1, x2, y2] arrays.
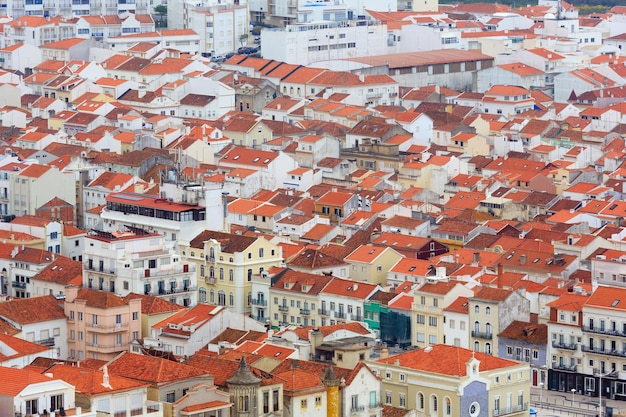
[[154, 4, 167, 15]]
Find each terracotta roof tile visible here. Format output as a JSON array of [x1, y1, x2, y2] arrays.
[[107, 351, 209, 383]]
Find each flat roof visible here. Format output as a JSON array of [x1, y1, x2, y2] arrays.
[[344, 49, 494, 69]]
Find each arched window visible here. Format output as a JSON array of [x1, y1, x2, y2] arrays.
[[229, 292, 234, 306], [190, 251, 195, 257], [474, 321, 480, 333], [218, 290, 226, 306], [200, 265, 205, 277], [259, 248, 264, 258], [417, 393, 424, 410], [219, 268, 224, 280], [474, 305, 479, 313], [431, 395, 438, 413], [209, 247, 215, 260], [198, 288, 207, 303], [486, 322, 492, 335], [445, 397, 451, 416], [229, 269, 234, 281], [247, 291, 252, 305], [209, 266, 214, 278], [474, 341, 480, 352], [485, 342, 492, 354], [209, 289, 215, 304], [485, 306, 491, 315]]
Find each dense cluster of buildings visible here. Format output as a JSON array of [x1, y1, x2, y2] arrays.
[[1, 0, 626, 416]]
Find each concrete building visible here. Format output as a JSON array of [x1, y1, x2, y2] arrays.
[[82, 228, 197, 307], [370, 344, 531, 417], [65, 285, 142, 361]]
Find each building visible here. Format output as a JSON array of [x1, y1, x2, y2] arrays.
[[369, 344, 531, 417], [0, 366, 87, 417], [0, 0, 149, 18], [0, 295, 66, 359], [469, 287, 530, 356], [64, 285, 142, 361], [182, 229, 282, 314], [82, 228, 197, 307], [261, 20, 389, 66]]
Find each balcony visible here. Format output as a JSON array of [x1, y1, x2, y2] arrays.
[[552, 362, 577, 372], [12, 281, 26, 289], [552, 341, 577, 350], [335, 311, 347, 319], [205, 276, 215, 285], [581, 345, 626, 358], [318, 309, 330, 316], [86, 342, 129, 353], [471, 330, 492, 339], [87, 322, 128, 332], [369, 402, 383, 410], [300, 309, 310, 315], [582, 325, 626, 338], [251, 299, 267, 307], [351, 314, 363, 321], [350, 405, 365, 414], [35, 337, 55, 347], [493, 403, 528, 416], [278, 305, 289, 312], [413, 304, 440, 313]]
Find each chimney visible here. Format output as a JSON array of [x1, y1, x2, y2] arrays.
[[292, 359, 300, 369], [497, 263, 503, 289], [102, 365, 111, 388], [358, 73, 365, 82], [379, 347, 389, 359], [353, 283, 359, 291], [519, 254, 526, 265], [473, 252, 480, 264]]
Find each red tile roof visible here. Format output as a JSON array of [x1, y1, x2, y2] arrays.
[[106, 351, 209, 383], [377, 344, 519, 376], [0, 366, 54, 395]]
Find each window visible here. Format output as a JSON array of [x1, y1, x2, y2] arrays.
[[431, 395, 438, 412], [417, 393, 424, 410], [474, 305, 479, 313], [399, 373, 405, 382], [166, 392, 175, 403], [429, 316, 437, 327], [273, 390, 280, 411], [26, 399, 38, 415], [399, 393, 406, 408], [416, 314, 425, 324], [51, 394, 63, 411], [485, 306, 491, 315], [385, 391, 392, 404], [315, 396, 322, 407], [239, 395, 250, 412], [263, 392, 269, 413], [301, 399, 307, 409], [445, 397, 451, 415]]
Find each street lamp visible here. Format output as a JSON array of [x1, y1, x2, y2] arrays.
[[539, 382, 544, 406], [571, 388, 576, 405], [598, 369, 614, 417]]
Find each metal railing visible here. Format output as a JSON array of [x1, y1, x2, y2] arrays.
[[493, 403, 528, 416], [552, 341, 577, 350], [471, 330, 492, 339]]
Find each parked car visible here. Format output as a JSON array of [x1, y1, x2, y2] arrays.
[[254, 36, 261, 44], [210, 55, 226, 63]]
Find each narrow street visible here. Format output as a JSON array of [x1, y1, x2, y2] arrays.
[[531, 387, 625, 417]]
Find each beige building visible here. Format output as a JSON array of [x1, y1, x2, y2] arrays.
[[344, 244, 403, 285], [412, 278, 474, 347], [181, 230, 283, 314], [469, 287, 530, 356], [370, 344, 530, 417], [268, 269, 333, 328], [65, 286, 142, 361]]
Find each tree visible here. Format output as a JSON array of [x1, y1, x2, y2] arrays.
[[239, 33, 249, 47], [154, 4, 167, 28]]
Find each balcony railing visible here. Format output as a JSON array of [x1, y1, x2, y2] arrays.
[[278, 305, 289, 312], [300, 309, 310, 315], [87, 322, 129, 331], [250, 299, 267, 307], [369, 402, 383, 410], [551, 341, 577, 350], [351, 314, 363, 321], [206, 276, 215, 284], [582, 325, 626, 338], [581, 345, 626, 358], [12, 281, 26, 288], [350, 405, 365, 413], [35, 337, 55, 347], [335, 311, 347, 319], [552, 362, 577, 372], [318, 309, 330, 316], [471, 330, 492, 339], [493, 403, 528, 416]]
